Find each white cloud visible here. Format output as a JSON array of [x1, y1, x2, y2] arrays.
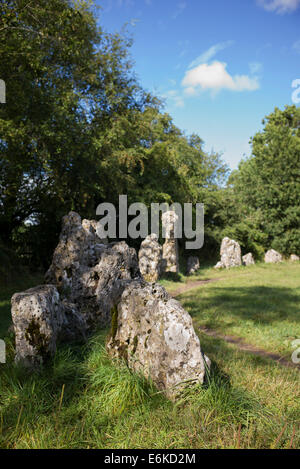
[[163, 89, 185, 108], [249, 62, 263, 74], [293, 39, 300, 53], [257, 0, 300, 14], [188, 41, 234, 69], [172, 2, 187, 19], [182, 61, 260, 95]]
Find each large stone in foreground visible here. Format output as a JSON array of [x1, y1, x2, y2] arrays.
[[264, 249, 283, 264], [242, 252, 255, 266], [45, 211, 140, 333], [214, 237, 242, 269], [138, 234, 163, 282], [11, 285, 63, 367], [106, 280, 209, 400]]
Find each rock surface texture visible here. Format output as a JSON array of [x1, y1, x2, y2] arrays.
[[11, 211, 210, 398], [186, 256, 200, 275], [242, 253, 255, 266], [11, 285, 63, 367], [214, 237, 242, 269], [290, 254, 299, 262], [12, 212, 140, 366], [45, 211, 140, 333], [106, 280, 209, 399], [161, 211, 179, 274], [264, 249, 283, 264], [138, 234, 163, 282]]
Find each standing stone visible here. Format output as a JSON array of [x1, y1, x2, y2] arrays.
[[11, 285, 63, 368], [186, 256, 200, 275], [45, 211, 140, 333], [161, 211, 179, 274], [290, 254, 299, 262], [106, 280, 210, 400], [138, 234, 163, 282], [214, 237, 242, 269], [214, 261, 224, 270], [264, 249, 283, 264], [242, 253, 255, 266]]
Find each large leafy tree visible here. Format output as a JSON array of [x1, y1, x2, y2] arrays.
[[0, 0, 154, 265], [0, 0, 229, 270], [230, 105, 300, 256]]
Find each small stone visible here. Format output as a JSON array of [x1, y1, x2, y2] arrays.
[[264, 249, 283, 264], [290, 254, 299, 262], [242, 253, 255, 266], [186, 256, 200, 275]]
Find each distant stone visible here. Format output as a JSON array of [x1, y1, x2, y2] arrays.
[[186, 256, 200, 275], [242, 252, 255, 266], [161, 211, 180, 274], [138, 234, 163, 282], [214, 261, 224, 270], [214, 237, 242, 269], [106, 280, 210, 400], [11, 285, 63, 368], [264, 249, 283, 264], [290, 254, 299, 262]]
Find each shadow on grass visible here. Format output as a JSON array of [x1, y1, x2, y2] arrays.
[[182, 285, 300, 326], [160, 271, 182, 282]]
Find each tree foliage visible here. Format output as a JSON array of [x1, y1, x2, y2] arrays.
[[0, 0, 228, 268], [225, 105, 300, 257]]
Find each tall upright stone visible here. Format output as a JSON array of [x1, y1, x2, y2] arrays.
[[45, 211, 140, 331], [11, 285, 63, 367], [214, 237, 242, 269], [161, 211, 179, 274], [138, 234, 163, 282]]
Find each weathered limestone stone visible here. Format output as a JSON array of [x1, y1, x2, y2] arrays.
[[214, 237, 241, 269], [186, 256, 200, 275], [214, 261, 224, 270], [138, 234, 163, 282], [106, 280, 210, 400], [242, 252, 255, 266], [45, 212, 140, 334], [264, 249, 283, 264], [11, 285, 63, 367], [290, 254, 299, 262], [161, 211, 179, 274]]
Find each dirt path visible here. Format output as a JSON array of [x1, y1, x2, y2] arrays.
[[170, 278, 299, 371], [198, 326, 299, 370], [169, 277, 221, 296]]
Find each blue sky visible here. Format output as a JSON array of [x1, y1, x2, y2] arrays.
[[95, 0, 300, 169]]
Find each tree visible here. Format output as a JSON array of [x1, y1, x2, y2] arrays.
[[230, 105, 300, 256]]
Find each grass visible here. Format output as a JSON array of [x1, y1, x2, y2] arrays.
[[164, 262, 300, 358], [0, 263, 299, 449]]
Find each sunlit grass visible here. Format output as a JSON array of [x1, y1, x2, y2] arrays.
[[0, 264, 299, 448]]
